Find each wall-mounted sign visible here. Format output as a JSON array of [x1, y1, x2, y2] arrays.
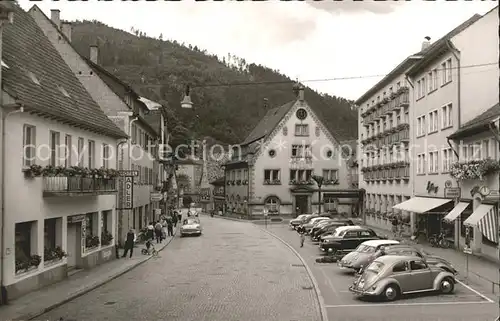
[[68, 214, 86, 223], [444, 187, 460, 199], [151, 193, 163, 201], [445, 180, 452, 188], [117, 176, 134, 209], [479, 186, 490, 196], [117, 170, 139, 177], [426, 181, 439, 194]]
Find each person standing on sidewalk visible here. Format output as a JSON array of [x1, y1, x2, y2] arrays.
[[154, 220, 163, 243], [167, 217, 174, 236], [391, 215, 399, 239], [122, 229, 136, 258]]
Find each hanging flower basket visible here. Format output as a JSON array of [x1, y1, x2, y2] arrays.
[[450, 158, 500, 180]]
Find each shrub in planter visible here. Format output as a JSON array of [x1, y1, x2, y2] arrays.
[[85, 235, 100, 248], [101, 231, 114, 246], [44, 246, 67, 262], [15, 254, 41, 273]]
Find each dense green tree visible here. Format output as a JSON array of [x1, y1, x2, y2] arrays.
[[71, 21, 358, 148]]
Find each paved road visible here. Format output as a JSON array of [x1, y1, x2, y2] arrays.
[[267, 224, 498, 321], [39, 217, 322, 321]]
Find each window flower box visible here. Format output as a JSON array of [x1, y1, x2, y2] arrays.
[[450, 158, 500, 180], [324, 179, 339, 185], [44, 246, 67, 263], [101, 231, 114, 246], [23, 165, 119, 179], [236, 180, 242, 185], [15, 254, 41, 274], [242, 180, 248, 185], [85, 235, 100, 249]]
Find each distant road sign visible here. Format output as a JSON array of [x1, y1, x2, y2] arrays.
[[444, 187, 460, 199], [118, 170, 139, 177]]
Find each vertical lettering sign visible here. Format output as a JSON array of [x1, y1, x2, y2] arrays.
[[124, 176, 133, 209], [117, 170, 137, 209], [81, 219, 87, 254]]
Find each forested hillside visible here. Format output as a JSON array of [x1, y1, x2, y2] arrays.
[[70, 21, 358, 147]]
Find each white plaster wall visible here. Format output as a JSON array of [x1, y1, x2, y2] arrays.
[[252, 100, 350, 212], [451, 7, 500, 124], [411, 53, 460, 197], [3, 112, 118, 285]]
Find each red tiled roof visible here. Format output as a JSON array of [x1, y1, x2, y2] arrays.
[[3, 3, 127, 138]]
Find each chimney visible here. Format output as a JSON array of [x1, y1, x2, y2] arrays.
[[61, 22, 72, 42], [421, 36, 431, 51], [50, 9, 60, 29], [263, 98, 269, 108], [90, 45, 99, 64]]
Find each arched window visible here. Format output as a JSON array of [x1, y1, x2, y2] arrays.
[[265, 196, 280, 213]]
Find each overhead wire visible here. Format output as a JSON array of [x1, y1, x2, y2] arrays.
[[192, 62, 497, 88]]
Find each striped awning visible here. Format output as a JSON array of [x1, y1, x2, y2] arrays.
[[464, 204, 498, 243], [443, 202, 470, 222]]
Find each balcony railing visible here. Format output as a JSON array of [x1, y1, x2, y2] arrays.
[[361, 163, 410, 182], [43, 177, 117, 197], [361, 87, 410, 125]]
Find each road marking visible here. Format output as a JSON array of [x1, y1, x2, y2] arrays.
[[325, 300, 494, 308], [456, 280, 495, 303], [319, 266, 339, 297]]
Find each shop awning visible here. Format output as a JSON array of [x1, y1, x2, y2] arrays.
[[392, 197, 452, 213], [464, 204, 498, 243], [443, 202, 470, 222]]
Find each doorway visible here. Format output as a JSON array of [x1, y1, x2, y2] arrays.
[[295, 195, 309, 214], [66, 222, 82, 269]]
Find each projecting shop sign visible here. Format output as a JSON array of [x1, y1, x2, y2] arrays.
[[117, 176, 134, 210]]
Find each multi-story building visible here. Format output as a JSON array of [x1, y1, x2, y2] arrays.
[[443, 7, 498, 261], [176, 158, 204, 207], [30, 7, 161, 244], [225, 86, 362, 218], [210, 177, 225, 214], [1, 4, 128, 300], [401, 14, 484, 242], [357, 57, 416, 232], [447, 104, 499, 261]]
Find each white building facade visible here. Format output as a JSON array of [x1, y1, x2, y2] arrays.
[[30, 6, 162, 244], [225, 87, 362, 218], [1, 4, 128, 300]]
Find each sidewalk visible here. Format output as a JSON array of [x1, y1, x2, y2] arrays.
[[0, 228, 177, 321], [367, 224, 499, 294]]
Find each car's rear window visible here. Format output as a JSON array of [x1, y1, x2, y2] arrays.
[[366, 261, 384, 274], [356, 245, 375, 253]]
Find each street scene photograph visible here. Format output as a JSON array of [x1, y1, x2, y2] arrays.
[[0, 0, 498, 320]]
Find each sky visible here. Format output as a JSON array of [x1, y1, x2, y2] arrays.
[[19, 0, 497, 101]]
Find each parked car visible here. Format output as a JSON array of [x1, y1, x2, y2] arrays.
[[338, 239, 400, 272], [180, 218, 202, 237], [300, 217, 331, 234], [349, 255, 456, 301], [319, 226, 384, 255], [289, 214, 312, 229], [362, 244, 457, 274], [311, 220, 355, 239]]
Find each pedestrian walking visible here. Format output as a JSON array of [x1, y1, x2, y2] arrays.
[[391, 215, 399, 238], [172, 214, 178, 227], [154, 220, 163, 243], [167, 217, 174, 236], [122, 229, 136, 258], [147, 222, 155, 240], [176, 211, 182, 223], [298, 226, 305, 247]]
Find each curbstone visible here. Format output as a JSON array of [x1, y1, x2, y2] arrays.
[[21, 229, 177, 321], [260, 227, 328, 321]]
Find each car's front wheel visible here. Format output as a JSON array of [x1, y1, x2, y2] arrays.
[[382, 284, 400, 301], [439, 277, 454, 294]]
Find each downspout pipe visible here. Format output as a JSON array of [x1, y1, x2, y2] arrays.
[[114, 139, 127, 258], [1, 104, 24, 304], [404, 74, 415, 197]]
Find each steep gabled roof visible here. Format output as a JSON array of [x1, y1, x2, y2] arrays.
[[448, 103, 500, 139], [3, 4, 127, 138], [241, 101, 295, 145], [406, 14, 482, 77]]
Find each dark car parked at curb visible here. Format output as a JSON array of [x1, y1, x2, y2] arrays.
[[319, 226, 385, 256], [311, 220, 355, 240], [360, 244, 458, 274]]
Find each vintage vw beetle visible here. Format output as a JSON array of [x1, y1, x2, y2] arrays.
[[349, 255, 456, 301]]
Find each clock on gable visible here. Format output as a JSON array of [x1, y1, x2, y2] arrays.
[[296, 108, 307, 120]]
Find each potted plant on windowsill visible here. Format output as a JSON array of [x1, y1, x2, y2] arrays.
[[85, 235, 100, 249], [272, 179, 281, 185], [44, 246, 67, 264], [101, 231, 114, 246], [15, 254, 41, 274], [236, 180, 242, 185], [242, 180, 248, 185]]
